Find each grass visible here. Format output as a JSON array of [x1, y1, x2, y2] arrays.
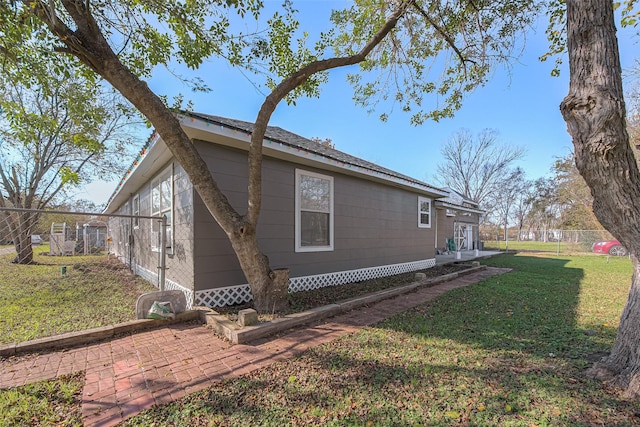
[[120, 253, 638, 426], [484, 240, 564, 251], [0, 245, 156, 344], [2, 252, 638, 426], [0, 372, 83, 427], [482, 239, 623, 255], [483, 240, 589, 253]]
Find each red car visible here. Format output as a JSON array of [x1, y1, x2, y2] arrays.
[[592, 239, 627, 256]]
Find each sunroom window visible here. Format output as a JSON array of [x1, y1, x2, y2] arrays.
[[151, 166, 173, 252]]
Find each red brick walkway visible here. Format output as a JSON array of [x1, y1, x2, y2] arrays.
[[0, 267, 509, 426]]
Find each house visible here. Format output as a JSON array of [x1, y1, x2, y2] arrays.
[[104, 112, 482, 308], [434, 189, 484, 252]]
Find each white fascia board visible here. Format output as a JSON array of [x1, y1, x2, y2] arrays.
[[434, 200, 485, 215], [104, 132, 171, 213]]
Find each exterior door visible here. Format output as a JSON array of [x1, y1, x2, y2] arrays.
[[454, 223, 467, 251], [454, 223, 475, 251], [466, 226, 474, 250]]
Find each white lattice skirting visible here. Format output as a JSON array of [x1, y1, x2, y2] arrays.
[[134, 264, 194, 309], [194, 258, 436, 308], [194, 284, 253, 308]]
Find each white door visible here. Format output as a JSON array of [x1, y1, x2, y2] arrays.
[[466, 226, 474, 250], [454, 223, 467, 251], [454, 223, 474, 251]]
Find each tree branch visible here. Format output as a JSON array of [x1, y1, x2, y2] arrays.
[[246, 0, 412, 225], [409, 0, 475, 75]]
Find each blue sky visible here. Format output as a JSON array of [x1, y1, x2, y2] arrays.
[[78, 1, 639, 205]]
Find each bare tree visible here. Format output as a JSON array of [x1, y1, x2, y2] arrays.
[[510, 178, 535, 241], [489, 168, 527, 249], [435, 129, 526, 208], [526, 178, 561, 242], [552, 154, 603, 230]]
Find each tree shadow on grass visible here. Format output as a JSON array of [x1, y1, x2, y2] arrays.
[[121, 254, 640, 425], [372, 252, 640, 421], [124, 340, 640, 426], [381, 254, 592, 357]]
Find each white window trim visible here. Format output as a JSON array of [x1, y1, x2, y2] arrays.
[[295, 168, 334, 252], [418, 196, 432, 228], [132, 194, 140, 229], [150, 164, 173, 253], [121, 202, 131, 248]]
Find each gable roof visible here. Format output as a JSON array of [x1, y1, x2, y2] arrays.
[[188, 112, 445, 193], [434, 188, 484, 215], [439, 188, 479, 207], [105, 112, 449, 212]]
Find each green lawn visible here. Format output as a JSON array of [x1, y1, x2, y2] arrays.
[[0, 245, 156, 344], [484, 240, 563, 251], [0, 373, 83, 427], [2, 253, 638, 426], [483, 239, 626, 255], [121, 253, 638, 426], [482, 239, 601, 253]]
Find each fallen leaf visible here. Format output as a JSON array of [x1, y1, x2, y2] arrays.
[[445, 411, 459, 419]]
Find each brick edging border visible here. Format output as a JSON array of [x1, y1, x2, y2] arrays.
[[204, 265, 488, 344], [0, 311, 201, 357], [0, 265, 491, 357]]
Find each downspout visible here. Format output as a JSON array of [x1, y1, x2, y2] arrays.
[[434, 207, 438, 253], [159, 215, 167, 291]]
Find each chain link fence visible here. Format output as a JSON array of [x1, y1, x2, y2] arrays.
[[2, 204, 625, 345], [0, 207, 179, 344], [480, 228, 621, 255]]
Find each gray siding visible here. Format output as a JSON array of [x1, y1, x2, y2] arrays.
[[193, 141, 435, 291], [169, 162, 195, 287], [455, 213, 480, 225], [436, 209, 454, 250], [109, 161, 195, 291], [435, 208, 480, 252]]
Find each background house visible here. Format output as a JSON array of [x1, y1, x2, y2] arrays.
[[434, 189, 484, 253], [105, 113, 478, 308]]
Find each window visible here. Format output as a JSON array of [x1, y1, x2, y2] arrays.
[[132, 194, 140, 229], [121, 202, 131, 249], [295, 169, 334, 252], [151, 166, 173, 251], [418, 196, 431, 228]]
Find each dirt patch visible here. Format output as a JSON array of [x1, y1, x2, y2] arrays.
[[216, 263, 473, 320]]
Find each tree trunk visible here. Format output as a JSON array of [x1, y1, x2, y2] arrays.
[[588, 268, 640, 398], [228, 225, 290, 313], [9, 212, 35, 264], [561, 0, 640, 397], [13, 232, 33, 264], [31, 0, 405, 313]]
